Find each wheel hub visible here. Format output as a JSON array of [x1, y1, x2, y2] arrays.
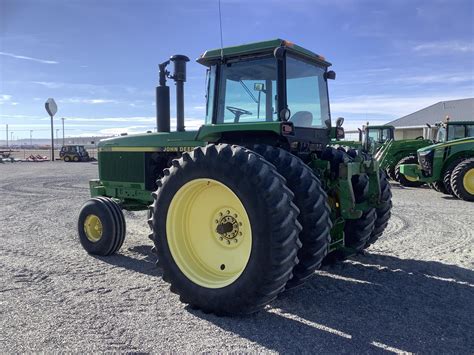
[[84, 214, 103, 243], [214, 208, 243, 246]]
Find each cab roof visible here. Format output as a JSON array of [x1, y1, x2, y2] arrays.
[[197, 39, 331, 67]]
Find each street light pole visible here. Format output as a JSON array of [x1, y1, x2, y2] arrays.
[[30, 130, 33, 146], [56, 129, 60, 147], [6, 124, 8, 148], [61, 117, 65, 146], [10, 131, 14, 145]]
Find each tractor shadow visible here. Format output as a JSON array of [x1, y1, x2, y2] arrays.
[[190, 253, 474, 353], [94, 244, 161, 277]]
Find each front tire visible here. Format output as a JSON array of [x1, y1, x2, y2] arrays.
[[151, 144, 302, 315], [451, 158, 474, 201], [395, 155, 424, 187], [78, 197, 126, 255], [252, 145, 331, 289]]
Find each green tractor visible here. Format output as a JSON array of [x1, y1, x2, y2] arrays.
[[77, 39, 392, 315], [400, 122, 474, 201], [338, 124, 433, 187]]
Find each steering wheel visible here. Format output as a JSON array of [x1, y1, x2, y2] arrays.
[[226, 106, 252, 123]]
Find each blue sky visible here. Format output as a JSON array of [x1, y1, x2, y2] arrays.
[[1, 0, 473, 140]]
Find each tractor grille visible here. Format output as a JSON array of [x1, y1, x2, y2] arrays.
[[99, 152, 145, 183], [418, 150, 434, 177]]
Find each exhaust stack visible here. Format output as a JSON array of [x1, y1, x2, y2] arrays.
[[155, 55, 190, 133], [170, 55, 190, 132]]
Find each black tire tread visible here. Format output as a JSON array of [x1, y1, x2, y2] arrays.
[[365, 171, 392, 247], [252, 145, 332, 289], [451, 158, 474, 201]]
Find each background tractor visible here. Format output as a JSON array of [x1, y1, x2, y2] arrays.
[[400, 125, 474, 200], [60, 145, 90, 162], [77, 39, 392, 315]]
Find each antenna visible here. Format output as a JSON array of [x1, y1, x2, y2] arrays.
[[218, 0, 224, 61]]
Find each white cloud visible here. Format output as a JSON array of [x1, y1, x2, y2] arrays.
[[58, 98, 118, 104], [393, 72, 474, 85], [0, 94, 18, 106], [331, 93, 473, 118], [0, 51, 58, 64], [413, 41, 474, 54], [0, 94, 13, 104]]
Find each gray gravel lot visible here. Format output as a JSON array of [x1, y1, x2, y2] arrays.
[[1, 161, 473, 353]]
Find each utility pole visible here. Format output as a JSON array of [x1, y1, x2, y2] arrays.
[[30, 130, 33, 146], [10, 131, 14, 145], [61, 117, 65, 146], [56, 129, 60, 147], [45, 98, 58, 161], [6, 124, 8, 148]]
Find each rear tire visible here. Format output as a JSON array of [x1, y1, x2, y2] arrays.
[[365, 171, 392, 247], [395, 155, 424, 187], [451, 158, 474, 201], [151, 144, 302, 315], [73, 156, 79, 162], [252, 145, 331, 289], [78, 197, 126, 255], [64, 156, 71, 162]]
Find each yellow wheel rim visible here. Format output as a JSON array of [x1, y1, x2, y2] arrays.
[[463, 168, 474, 195], [84, 214, 103, 242], [166, 178, 252, 288], [404, 174, 418, 182]]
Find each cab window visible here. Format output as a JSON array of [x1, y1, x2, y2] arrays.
[[286, 55, 329, 128], [448, 125, 466, 140]]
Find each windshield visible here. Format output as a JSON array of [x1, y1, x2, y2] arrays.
[[286, 55, 329, 128], [216, 56, 277, 124]]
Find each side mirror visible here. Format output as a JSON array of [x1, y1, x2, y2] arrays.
[[324, 118, 331, 129], [336, 117, 344, 127], [336, 127, 345, 139], [254, 83, 265, 92], [325, 70, 336, 80]]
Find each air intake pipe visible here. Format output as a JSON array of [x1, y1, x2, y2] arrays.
[[156, 60, 171, 133]]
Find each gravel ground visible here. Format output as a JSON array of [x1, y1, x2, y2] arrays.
[[1, 161, 473, 353]]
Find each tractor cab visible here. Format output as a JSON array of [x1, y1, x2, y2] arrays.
[[360, 125, 395, 152], [154, 39, 343, 154], [434, 120, 474, 143]]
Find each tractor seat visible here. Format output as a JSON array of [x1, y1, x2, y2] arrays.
[[290, 111, 313, 128]]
